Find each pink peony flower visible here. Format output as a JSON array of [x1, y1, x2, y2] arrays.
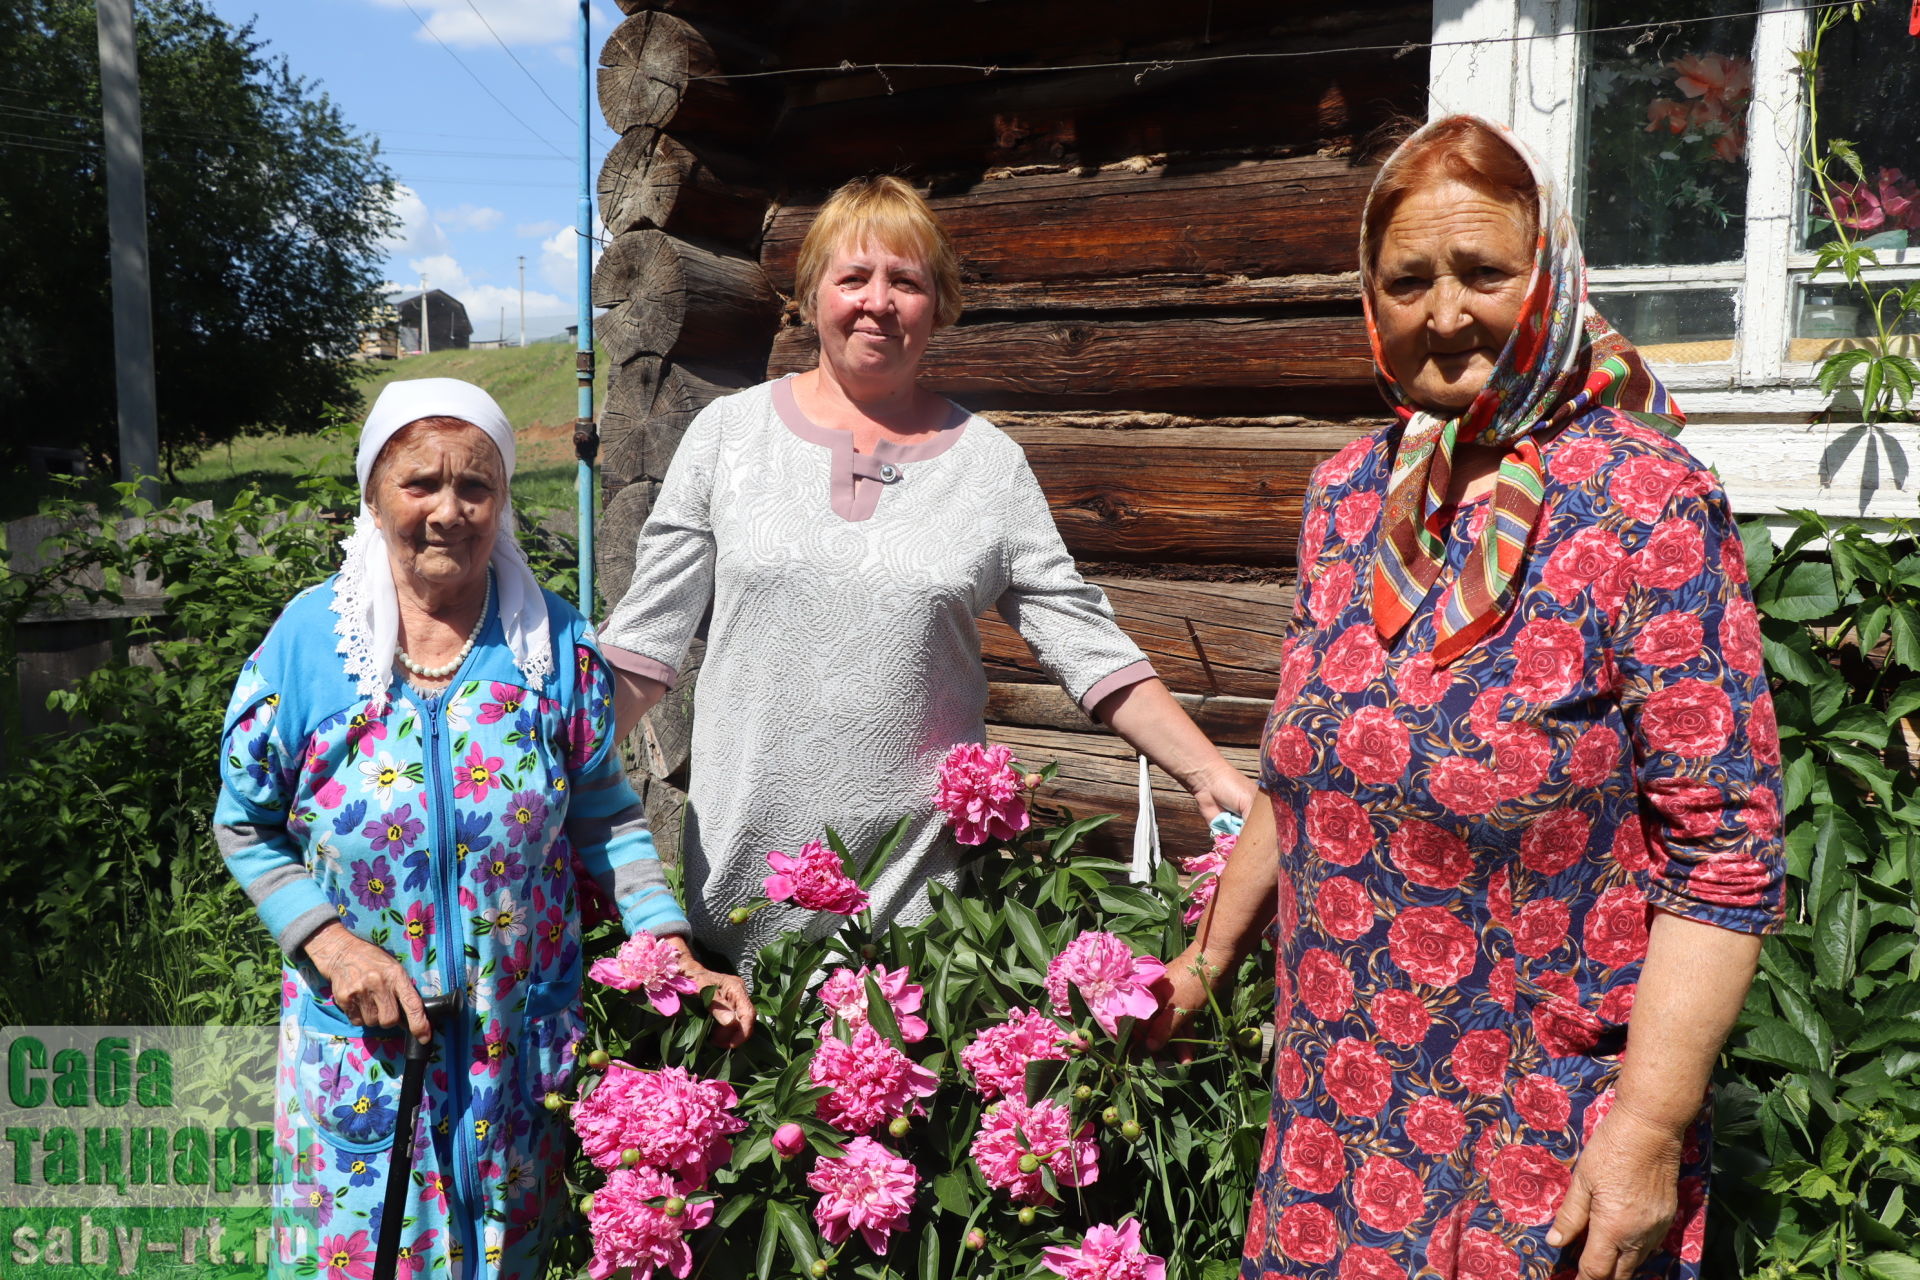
[[764, 840, 869, 916], [818, 965, 929, 1042], [1179, 831, 1235, 927], [959, 1007, 1069, 1102], [1041, 1220, 1167, 1280], [585, 1167, 714, 1280], [572, 1063, 746, 1183], [970, 1097, 1100, 1205], [810, 1025, 940, 1134], [935, 742, 1031, 845], [772, 1123, 807, 1159], [588, 932, 701, 1016], [807, 1136, 918, 1255], [1045, 931, 1167, 1037]]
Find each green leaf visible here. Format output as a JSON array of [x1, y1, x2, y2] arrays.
[[931, 1169, 973, 1218], [756, 1204, 781, 1280], [863, 973, 904, 1044], [1001, 896, 1056, 976], [1759, 560, 1842, 621], [1893, 606, 1920, 672], [857, 814, 913, 891], [1865, 1253, 1920, 1280], [1812, 808, 1867, 916], [1736, 1014, 1824, 1072], [1814, 881, 1863, 990], [1824, 706, 1891, 749], [766, 1200, 820, 1271], [915, 1223, 942, 1280]]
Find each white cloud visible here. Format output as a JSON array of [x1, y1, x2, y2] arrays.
[[380, 184, 450, 257], [440, 203, 504, 232], [515, 219, 565, 239], [538, 218, 604, 294], [404, 252, 569, 341], [373, 0, 620, 49]]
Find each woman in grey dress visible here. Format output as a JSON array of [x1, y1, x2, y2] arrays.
[[599, 175, 1256, 989]]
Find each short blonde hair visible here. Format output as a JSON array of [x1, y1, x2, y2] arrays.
[[793, 175, 963, 329]]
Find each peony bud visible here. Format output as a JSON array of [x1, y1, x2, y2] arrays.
[[1240, 1027, 1263, 1050], [1065, 1030, 1091, 1054], [1017, 1153, 1042, 1174], [728, 906, 751, 926], [543, 1092, 565, 1113], [965, 1229, 987, 1252], [1021, 772, 1044, 790], [586, 1048, 611, 1069], [811, 1260, 830, 1278], [1017, 1206, 1037, 1227], [1072, 1085, 1093, 1101], [1101, 1107, 1120, 1128], [578, 1193, 595, 1216], [888, 1116, 911, 1139], [772, 1123, 806, 1158], [664, 1197, 686, 1219], [1121, 1119, 1143, 1143], [621, 1148, 642, 1167]]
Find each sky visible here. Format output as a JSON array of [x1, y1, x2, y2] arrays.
[[205, 0, 621, 342]]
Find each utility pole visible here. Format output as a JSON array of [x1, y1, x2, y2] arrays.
[[500, 306, 506, 348], [97, 0, 158, 502], [517, 255, 526, 347], [420, 273, 430, 355]]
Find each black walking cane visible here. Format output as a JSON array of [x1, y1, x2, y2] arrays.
[[373, 992, 457, 1280]]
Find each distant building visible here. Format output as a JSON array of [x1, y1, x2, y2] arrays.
[[356, 299, 400, 360], [394, 289, 473, 352]]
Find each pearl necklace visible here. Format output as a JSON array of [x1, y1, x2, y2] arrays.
[[396, 577, 491, 681]]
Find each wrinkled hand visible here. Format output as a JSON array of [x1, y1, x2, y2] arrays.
[[1189, 765, 1259, 826], [1548, 1102, 1685, 1280], [662, 936, 756, 1048], [304, 922, 429, 1043], [1142, 944, 1221, 1061]]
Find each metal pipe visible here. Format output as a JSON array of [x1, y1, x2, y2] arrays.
[[574, 0, 597, 614]]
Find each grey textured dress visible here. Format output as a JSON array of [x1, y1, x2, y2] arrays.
[[600, 377, 1154, 973]]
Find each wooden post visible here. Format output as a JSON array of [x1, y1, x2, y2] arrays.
[[96, 0, 158, 499]]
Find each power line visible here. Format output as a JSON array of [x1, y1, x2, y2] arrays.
[[688, 0, 1862, 82], [459, 0, 579, 129], [395, 0, 569, 160]]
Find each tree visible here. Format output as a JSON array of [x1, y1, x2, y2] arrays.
[[0, 0, 395, 480]]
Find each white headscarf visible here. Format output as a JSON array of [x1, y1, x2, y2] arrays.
[[332, 377, 553, 703]]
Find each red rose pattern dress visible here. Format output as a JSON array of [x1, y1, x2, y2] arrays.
[[1242, 411, 1785, 1280]]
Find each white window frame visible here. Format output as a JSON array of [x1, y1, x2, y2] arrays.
[[1429, 0, 1920, 419]]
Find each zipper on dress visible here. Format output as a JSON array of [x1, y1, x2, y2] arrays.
[[424, 695, 480, 1271]]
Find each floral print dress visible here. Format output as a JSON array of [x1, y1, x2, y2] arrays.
[[215, 581, 687, 1280], [1242, 413, 1785, 1280]]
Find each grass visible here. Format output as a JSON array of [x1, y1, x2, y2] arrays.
[[4, 345, 605, 523]]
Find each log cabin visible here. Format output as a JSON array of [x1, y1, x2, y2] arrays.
[[590, 0, 1920, 861]]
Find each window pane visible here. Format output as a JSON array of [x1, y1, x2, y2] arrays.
[[1592, 288, 1737, 364], [1579, 1, 1756, 268], [1800, 11, 1920, 252], [1788, 280, 1920, 365]]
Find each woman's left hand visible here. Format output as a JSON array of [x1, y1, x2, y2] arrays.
[[662, 936, 757, 1047], [1190, 762, 1259, 824], [1547, 1101, 1685, 1280]]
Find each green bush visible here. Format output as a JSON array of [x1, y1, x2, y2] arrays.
[[1709, 513, 1920, 1280], [552, 820, 1272, 1280]]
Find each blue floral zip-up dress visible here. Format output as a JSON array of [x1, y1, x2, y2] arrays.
[[215, 577, 687, 1279]]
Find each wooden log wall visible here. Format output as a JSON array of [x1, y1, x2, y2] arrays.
[[595, 0, 1428, 860]]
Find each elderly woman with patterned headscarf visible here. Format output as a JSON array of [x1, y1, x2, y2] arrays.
[[1149, 117, 1784, 1280], [213, 378, 750, 1280]]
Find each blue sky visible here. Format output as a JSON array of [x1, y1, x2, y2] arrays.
[[206, 0, 621, 341]]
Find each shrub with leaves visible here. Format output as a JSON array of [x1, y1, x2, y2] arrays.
[[1709, 512, 1920, 1279], [556, 815, 1275, 1280]]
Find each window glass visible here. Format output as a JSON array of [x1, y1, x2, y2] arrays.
[[1591, 287, 1737, 365], [1789, 279, 1920, 366], [1800, 10, 1920, 253], [1578, 1, 1757, 268]]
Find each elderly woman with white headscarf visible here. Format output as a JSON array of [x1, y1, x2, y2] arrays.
[[214, 378, 750, 1280]]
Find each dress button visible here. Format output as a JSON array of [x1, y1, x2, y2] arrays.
[[878, 463, 899, 483]]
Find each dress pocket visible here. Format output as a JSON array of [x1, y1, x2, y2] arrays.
[[516, 959, 584, 1114], [289, 993, 404, 1155]]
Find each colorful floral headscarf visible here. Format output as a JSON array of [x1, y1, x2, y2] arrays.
[[1362, 115, 1683, 666]]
